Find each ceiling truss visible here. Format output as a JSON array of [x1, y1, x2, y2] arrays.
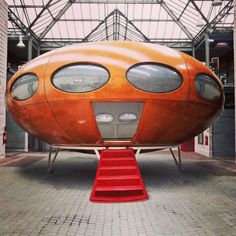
[[7, 0, 233, 52]]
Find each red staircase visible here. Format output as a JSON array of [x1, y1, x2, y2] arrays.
[[90, 148, 148, 203]]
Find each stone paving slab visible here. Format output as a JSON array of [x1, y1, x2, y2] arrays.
[[0, 151, 236, 236]]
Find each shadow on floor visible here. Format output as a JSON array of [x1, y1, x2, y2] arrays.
[[18, 155, 98, 190], [16, 152, 227, 191]]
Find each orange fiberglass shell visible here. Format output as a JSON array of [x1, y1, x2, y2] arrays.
[[6, 41, 224, 147]]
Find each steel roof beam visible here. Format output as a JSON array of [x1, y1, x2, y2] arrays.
[[32, 39, 192, 43], [9, 0, 230, 6], [19, 0, 31, 26], [28, 0, 54, 30], [59, 18, 173, 22], [118, 9, 150, 42], [8, 8, 39, 43], [194, 0, 233, 45], [189, 0, 209, 24], [74, 0, 158, 3], [39, 41, 192, 51], [83, 9, 150, 42], [82, 10, 114, 42], [8, 5, 44, 8], [156, 0, 193, 40], [178, 0, 190, 21], [39, 0, 76, 40]]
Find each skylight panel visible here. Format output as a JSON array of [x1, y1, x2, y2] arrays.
[[150, 4, 161, 20], [27, 8, 37, 23], [147, 22, 158, 38]]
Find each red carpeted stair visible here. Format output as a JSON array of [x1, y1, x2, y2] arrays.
[[90, 148, 148, 203]]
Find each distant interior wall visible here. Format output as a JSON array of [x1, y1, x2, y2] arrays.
[[212, 109, 235, 160], [6, 112, 25, 150], [0, 1, 8, 158], [6, 71, 25, 150], [194, 129, 210, 157]]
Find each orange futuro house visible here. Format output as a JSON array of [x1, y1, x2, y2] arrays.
[[6, 41, 224, 148]]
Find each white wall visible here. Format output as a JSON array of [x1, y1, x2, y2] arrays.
[[194, 128, 211, 157], [0, 1, 8, 158]]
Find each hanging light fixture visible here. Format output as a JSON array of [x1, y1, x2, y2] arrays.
[[17, 35, 25, 48], [212, 0, 223, 7]]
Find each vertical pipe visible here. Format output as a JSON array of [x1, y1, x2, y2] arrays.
[[28, 37, 33, 61], [37, 44, 40, 56], [234, 0, 236, 164], [192, 43, 195, 58], [205, 33, 213, 157], [24, 37, 33, 152], [205, 33, 210, 67]]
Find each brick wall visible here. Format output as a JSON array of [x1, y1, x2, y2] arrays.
[[0, 1, 8, 158]]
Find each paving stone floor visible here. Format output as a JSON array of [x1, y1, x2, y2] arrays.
[[0, 151, 236, 236]]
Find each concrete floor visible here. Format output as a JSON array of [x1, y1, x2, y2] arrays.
[[0, 150, 236, 236]]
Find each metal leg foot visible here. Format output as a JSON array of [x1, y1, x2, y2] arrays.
[[47, 146, 59, 173], [169, 145, 182, 172]]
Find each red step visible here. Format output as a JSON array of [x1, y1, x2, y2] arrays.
[[101, 158, 135, 166], [101, 149, 134, 158], [99, 166, 137, 176], [90, 148, 148, 203], [97, 176, 140, 186]]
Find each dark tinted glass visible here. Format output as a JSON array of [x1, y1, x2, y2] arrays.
[[11, 74, 38, 100], [127, 64, 183, 93], [194, 74, 221, 100], [52, 64, 109, 93]]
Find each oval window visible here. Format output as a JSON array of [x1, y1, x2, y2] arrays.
[[11, 74, 39, 101], [194, 74, 221, 100], [126, 63, 183, 93], [96, 113, 113, 123], [119, 113, 137, 122], [52, 64, 109, 93]]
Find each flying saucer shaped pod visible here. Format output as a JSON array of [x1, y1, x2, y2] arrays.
[[6, 41, 224, 147]]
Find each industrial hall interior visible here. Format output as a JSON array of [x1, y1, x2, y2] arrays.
[[0, 0, 236, 235]]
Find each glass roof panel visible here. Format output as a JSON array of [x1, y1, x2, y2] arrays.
[[6, 0, 233, 48], [132, 4, 143, 19]]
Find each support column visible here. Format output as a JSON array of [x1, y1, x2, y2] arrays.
[[0, 1, 8, 158], [205, 33, 212, 157], [37, 44, 40, 56], [24, 37, 33, 152], [192, 44, 195, 58], [234, 0, 236, 164], [205, 33, 210, 67], [28, 37, 33, 61]]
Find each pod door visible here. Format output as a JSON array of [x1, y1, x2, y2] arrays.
[[93, 102, 143, 141]]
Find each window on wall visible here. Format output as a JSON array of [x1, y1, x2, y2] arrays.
[[198, 133, 204, 145]]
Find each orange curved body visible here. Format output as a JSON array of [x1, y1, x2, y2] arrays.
[[6, 41, 224, 147]]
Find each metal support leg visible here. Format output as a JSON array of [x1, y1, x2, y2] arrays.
[[47, 146, 59, 173], [169, 146, 182, 172], [94, 149, 100, 159], [135, 148, 141, 158]]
